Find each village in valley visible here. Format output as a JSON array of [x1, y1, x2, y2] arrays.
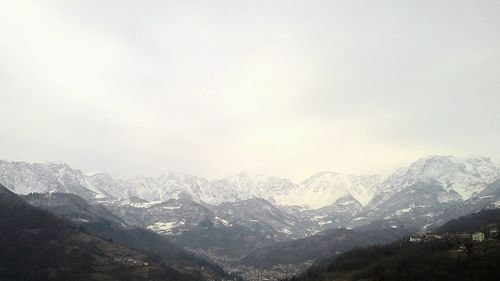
[[236, 262, 313, 281]]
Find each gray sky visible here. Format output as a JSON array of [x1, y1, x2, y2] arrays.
[[1, 0, 499, 181]]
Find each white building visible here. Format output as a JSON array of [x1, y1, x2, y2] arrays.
[[472, 232, 485, 242], [409, 236, 422, 243]]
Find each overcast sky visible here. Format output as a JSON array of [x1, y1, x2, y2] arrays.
[[1, 0, 499, 181]]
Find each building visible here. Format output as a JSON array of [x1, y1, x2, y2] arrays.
[[490, 228, 498, 238], [409, 236, 422, 243], [422, 232, 442, 241], [472, 232, 485, 242], [457, 244, 467, 253], [451, 233, 471, 240], [485, 223, 498, 239]]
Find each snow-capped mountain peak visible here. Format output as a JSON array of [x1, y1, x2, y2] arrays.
[[0, 159, 109, 199], [377, 155, 500, 201]]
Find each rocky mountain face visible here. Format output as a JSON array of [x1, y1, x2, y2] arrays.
[[97, 196, 309, 259], [297, 195, 364, 233], [0, 160, 111, 199], [212, 198, 312, 240], [286, 172, 381, 208], [102, 198, 217, 235], [23, 192, 126, 225], [355, 156, 500, 231], [368, 156, 500, 209]]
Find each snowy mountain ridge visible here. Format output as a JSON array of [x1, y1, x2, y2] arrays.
[[287, 172, 381, 208], [1, 156, 499, 212], [368, 155, 500, 210]]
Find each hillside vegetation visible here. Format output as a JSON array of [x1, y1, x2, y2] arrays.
[[289, 208, 500, 281], [0, 184, 210, 281], [241, 225, 408, 268]]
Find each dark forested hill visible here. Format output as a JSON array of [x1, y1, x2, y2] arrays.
[[290, 238, 500, 281], [435, 208, 500, 234], [0, 184, 215, 281], [170, 223, 277, 261]]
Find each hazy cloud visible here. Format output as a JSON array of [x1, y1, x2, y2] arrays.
[[1, 0, 499, 180]]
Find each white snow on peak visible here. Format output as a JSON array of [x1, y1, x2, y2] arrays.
[[216, 171, 298, 204], [1, 155, 498, 211], [0, 159, 108, 199], [376, 155, 500, 201], [281, 172, 381, 209]]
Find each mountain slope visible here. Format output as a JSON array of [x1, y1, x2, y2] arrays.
[[240, 225, 408, 268], [23, 192, 228, 279], [213, 198, 311, 239], [370, 156, 500, 209], [292, 238, 500, 281], [103, 198, 289, 262], [298, 195, 364, 232], [212, 172, 298, 205], [23, 192, 126, 225], [0, 184, 198, 281], [286, 172, 380, 209], [291, 210, 500, 281], [435, 208, 500, 234], [0, 160, 110, 200], [352, 156, 500, 230], [357, 181, 463, 229], [102, 198, 217, 235], [171, 224, 277, 261]]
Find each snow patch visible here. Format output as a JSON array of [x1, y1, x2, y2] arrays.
[[147, 222, 183, 235], [318, 220, 332, 226]]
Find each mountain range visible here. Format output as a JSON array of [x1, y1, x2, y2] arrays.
[[3, 156, 498, 206], [1, 155, 500, 273], [2, 156, 499, 225]]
